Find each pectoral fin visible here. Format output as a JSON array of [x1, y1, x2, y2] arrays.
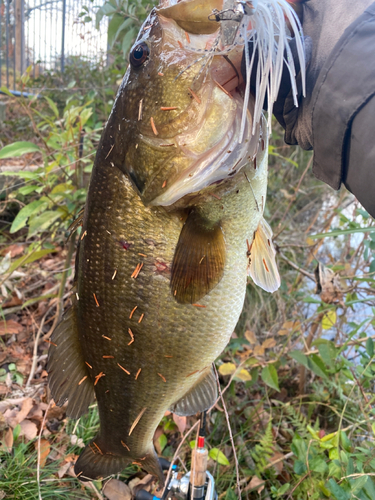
[[169, 367, 217, 416], [248, 218, 281, 293], [47, 301, 95, 419], [171, 211, 226, 304]]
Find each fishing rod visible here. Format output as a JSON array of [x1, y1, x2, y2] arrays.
[[135, 411, 217, 500]]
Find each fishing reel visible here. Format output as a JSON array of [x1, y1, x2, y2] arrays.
[[135, 459, 217, 500], [136, 413, 217, 500]]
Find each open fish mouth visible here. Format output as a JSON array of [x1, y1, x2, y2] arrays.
[[133, 12, 260, 206]]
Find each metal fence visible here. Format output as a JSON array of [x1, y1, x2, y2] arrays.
[[0, 0, 108, 90]]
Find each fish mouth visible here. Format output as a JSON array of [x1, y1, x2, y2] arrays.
[[131, 12, 256, 207]]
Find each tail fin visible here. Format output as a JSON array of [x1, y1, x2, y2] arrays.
[[74, 438, 164, 486]]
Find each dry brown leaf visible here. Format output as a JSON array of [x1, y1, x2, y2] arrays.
[[35, 438, 50, 467], [315, 263, 344, 305], [253, 345, 265, 357], [244, 330, 257, 345], [0, 320, 23, 336], [2, 295, 23, 309], [58, 461, 72, 479], [131, 475, 154, 496], [262, 338, 276, 349], [246, 476, 265, 493], [2, 244, 25, 258], [269, 452, 285, 474], [19, 419, 38, 440], [278, 320, 301, 336], [3, 427, 13, 452], [173, 414, 187, 434], [128, 477, 142, 494], [14, 398, 34, 426]]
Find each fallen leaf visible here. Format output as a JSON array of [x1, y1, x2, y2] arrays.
[[0, 320, 23, 335], [128, 477, 141, 494], [235, 369, 252, 382], [35, 438, 50, 467], [58, 461, 72, 479], [3, 427, 13, 452], [19, 419, 38, 440], [14, 398, 34, 426], [262, 338, 277, 349], [2, 294, 23, 308], [269, 452, 285, 474], [173, 414, 187, 434], [2, 244, 25, 258], [218, 363, 236, 376], [131, 475, 154, 496], [253, 345, 265, 357], [246, 476, 265, 493], [278, 320, 301, 336], [245, 330, 257, 344]]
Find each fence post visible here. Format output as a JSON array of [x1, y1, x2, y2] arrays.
[[15, 0, 24, 75], [61, 0, 66, 73]]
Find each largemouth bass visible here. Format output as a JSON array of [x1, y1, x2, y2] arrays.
[[48, 0, 285, 484]]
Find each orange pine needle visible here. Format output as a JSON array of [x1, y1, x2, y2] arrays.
[[112, 269, 117, 280], [160, 106, 177, 111], [93, 293, 100, 307], [162, 180, 167, 188], [131, 263, 143, 279], [209, 192, 221, 200], [188, 87, 201, 104], [263, 258, 270, 272], [78, 375, 87, 385], [129, 407, 147, 436], [85, 361, 92, 369], [102, 335, 112, 341], [44, 339, 57, 346], [135, 368, 142, 380], [138, 253, 147, 257], [94, 372, 105, 385], [138, 313, 144, 323], [93, 441, 103, 455], [129, 306, 138, 319], [81, 230, 87, 240], [128, 328, 134, 345], [103, 355, 114, 359], [158, 72, 164, 76], [185, 31, 190, 43], [192, 303, 206, 308], [117, 363, 130, 375], [186, 370, 199, 378], [178, 40, 183, 49], [121, 440, 130, 451], [150, 117, 158, 136], [164, 355, 173, 358], [158, 373, 166, 382], [138, 99, 143, 121], [213, 79, 233, 99]]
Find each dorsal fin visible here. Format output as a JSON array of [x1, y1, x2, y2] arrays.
[[171, 211, 226, 304], [248, 218, 280, 293]]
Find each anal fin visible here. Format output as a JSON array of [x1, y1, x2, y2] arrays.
[[171, 211, 226, 304], [169, 367, 217, 416], [47, 302, 95, 419]]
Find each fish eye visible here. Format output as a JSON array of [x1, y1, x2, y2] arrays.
[[129, 42, 149, 68]]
